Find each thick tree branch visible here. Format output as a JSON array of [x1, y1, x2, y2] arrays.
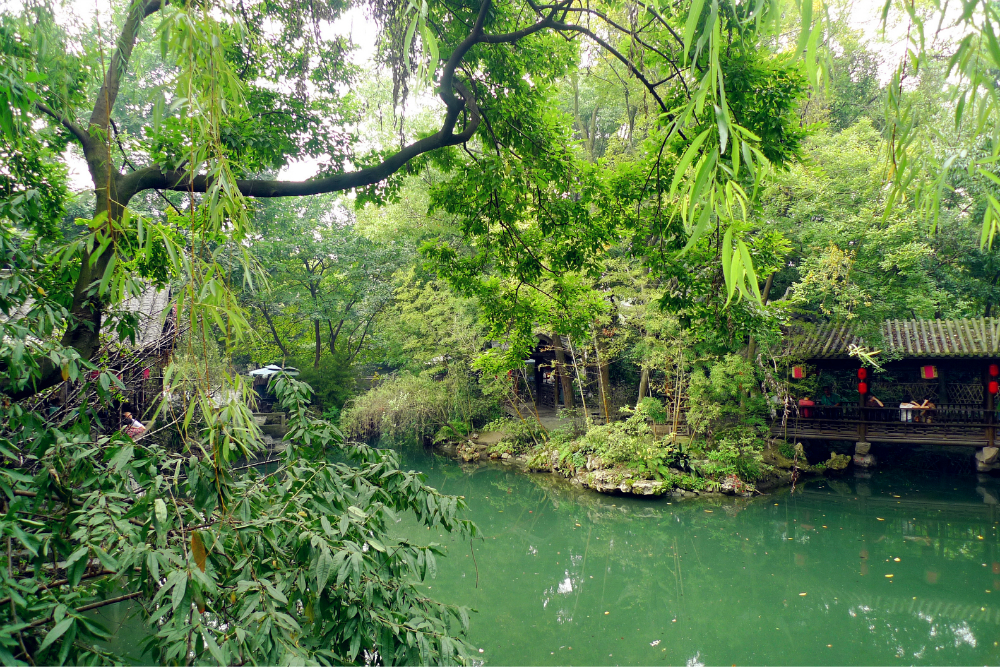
[[117, 80, 481, 199], [548, 20, 669, 112], [33, 102, 90, 148], [88, 0, 163, 132], [257, 304, 289, 358], [113, 0, 575, 201], [348, 314, 378, 364]]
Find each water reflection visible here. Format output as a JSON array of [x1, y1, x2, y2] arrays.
[[393, 445, 1000, 665]]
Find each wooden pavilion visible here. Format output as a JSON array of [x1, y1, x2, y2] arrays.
[[777, 318, 1000, 463]]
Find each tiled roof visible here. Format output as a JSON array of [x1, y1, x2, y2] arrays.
[[115, 287, 173, 348], [4, 285, 172, 350], [784, 318, 1000, 359]]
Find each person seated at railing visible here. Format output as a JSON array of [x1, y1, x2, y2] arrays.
[[818, 386, 842, 418], [865, 394, 884, 421], [818, 386, 842, 406], [797, 395, 815, 419], [899, 394, 916, 423], [914, 395, 936, 423]]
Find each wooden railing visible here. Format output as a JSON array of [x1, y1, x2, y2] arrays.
[[773, 404, 995, 447]]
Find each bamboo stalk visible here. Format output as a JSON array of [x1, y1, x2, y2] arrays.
[[566, 335, 589, 422]]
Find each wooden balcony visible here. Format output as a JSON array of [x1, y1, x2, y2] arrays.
[[771, 405, 995, 447]]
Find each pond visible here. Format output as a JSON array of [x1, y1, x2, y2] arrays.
[[392, 443, 1000, 665]]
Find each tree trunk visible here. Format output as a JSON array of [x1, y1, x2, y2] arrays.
[[258, 305, 289, 358], [746, 272, 775, 362], [599, 363, 612, 421], [636, 367, 649, 407], [566, 335, 589, 418], [329, 319, 345, 354], [553, 334, 575, 409], [592, 328, 611, 422], [314, 320, 322, 369]]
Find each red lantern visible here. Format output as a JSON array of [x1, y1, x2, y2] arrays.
[[858, 382, 868, 395], [989, 381, 999, 395], [857, 368, 867, 380], [990, 364, 999, 377]]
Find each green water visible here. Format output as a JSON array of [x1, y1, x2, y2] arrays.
[[393, 445, 1000, 665]]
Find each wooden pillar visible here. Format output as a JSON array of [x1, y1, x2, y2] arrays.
[[937, 362, 948, 404], [858, 387, 867, 442], [533, 359, 542, 407], [553, 335, 575, 409], [985, 364, 995, 448], [989, 389, 995, 448]]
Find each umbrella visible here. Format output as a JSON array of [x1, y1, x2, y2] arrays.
[[248, 364, 299, 377]]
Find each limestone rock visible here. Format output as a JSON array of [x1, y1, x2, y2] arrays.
[[853, 453, 876, 468], [976, 447, 999, 464], [720, 474, 752, 495], [763, 445, 795, 470], [825, 452, 851, 471], [977, 486, 999, 505], [793, 443, 809, 466], [458, 444, 480, 462], [854, 441, 871, 456], [580, 469, 667, 496]]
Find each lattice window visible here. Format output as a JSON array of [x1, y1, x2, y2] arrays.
[[871, 382, 938, 403], [871, 382, 983, 404], [946, 383, 983, 405]]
